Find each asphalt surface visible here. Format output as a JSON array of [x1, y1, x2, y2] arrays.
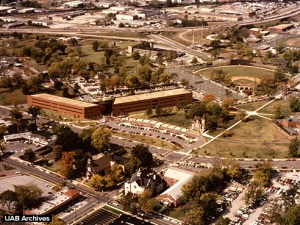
[[166, 67, 244, 101]]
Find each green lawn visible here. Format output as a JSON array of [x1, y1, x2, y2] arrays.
[[40, 108, 97, 126], [236, 100, 269, 111], [163, 207, 187, 221], [197, 115, 292, 158], [198, 66, 275, 80], [258, 99, 293, 117], [3, 163, 16, 171], [102, 205, 123, 215], [130, 110, 192, 128], [0, 88, 27, 105]]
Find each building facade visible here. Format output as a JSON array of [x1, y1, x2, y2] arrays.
[[27, 93, 102, 119], [112, 88, 192, 115]]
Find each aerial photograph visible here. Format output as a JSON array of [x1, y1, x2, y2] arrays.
[[0, 0, 299, 224]]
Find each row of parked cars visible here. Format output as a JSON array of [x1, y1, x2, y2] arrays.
[[108, 123, 187, 148]]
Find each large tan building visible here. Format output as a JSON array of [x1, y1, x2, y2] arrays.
[[112, 88, 192, 116], [27, 93, 102, 119]]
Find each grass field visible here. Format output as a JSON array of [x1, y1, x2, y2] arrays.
[[236, 100, 269, 111], [102, 205, 123, 215], [40, 108, 97, 126], [112, 131, 180, 151], [0, 88, 27, 105], [197, 115, 291, 158], [130, 110, 192, 128], [198, 66, 275, 80], [257, 99, 293, 118]]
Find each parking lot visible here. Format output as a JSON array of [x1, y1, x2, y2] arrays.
[[166, 67, 244, 101], [0, 174, 56, 196], [76, 208, 118, 225], [221, 171, 300, 225]]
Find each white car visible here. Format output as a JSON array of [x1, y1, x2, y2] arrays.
[[15, 171, 21, 174]]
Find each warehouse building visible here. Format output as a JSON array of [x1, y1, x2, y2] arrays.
[[27, 93, 102, 119], [112, 88, 192, 116], [267, 24, 294, 33]]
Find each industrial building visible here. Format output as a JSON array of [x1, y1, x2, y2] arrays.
[[27, 93, 102, 119], [112, 88, 192, 116], [267, 24, 294, 33]]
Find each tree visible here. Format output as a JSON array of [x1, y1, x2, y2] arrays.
[[222, 97, 234, 110], [109, 164, 124, 183], [216, 217, 230, 225], [289, 137, 299, 157], [236, 110, 247, 122], [53, 145, 63, 161], [27, 106, 41, 124], [59, 151, 76, 178], [47, 216, 66, 225], [125, 157, 141, 176], [277, 204, 300, 225], [181, 78, 189, 88], [92, 41, 99, 52], [289, 96, 300, 112], [9, 107, 23, 123], [61, 86, 69, 97], [78, 128, 96, 153], [202, 94, 216, 102], [253, 162, 273, 187], [155, 104, 162, 117], [131, 144, 153, 168], [131, 51, 140, 60], [145, 107, 153, 117], [23, 148, 36, 164], [91, 127, 111, 152], [14, 183, 43, 211], [88, 174, 105, 191], [26, 75, 43, 92], [54, 125, 79, 151], [120, 192, 139, 214], [274, 67, 286, 84], [191, 56, 198, 65], [139, 189, 153, 214], [0, 190, 17, 212], [273, 104, 282, 119]]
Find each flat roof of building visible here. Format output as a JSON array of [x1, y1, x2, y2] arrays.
[[269, 24, 293, 29], [30, 93, 98, 108], [164, 167, 194, 181], [113, 88, 191, 105]]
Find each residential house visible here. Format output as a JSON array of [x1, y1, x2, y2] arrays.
[[124, 169, 165, 196], [86, 153, 112, 178]]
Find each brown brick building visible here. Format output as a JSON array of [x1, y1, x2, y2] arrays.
[[112, 88, 192, 116], [27, 93, 102, 119]]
